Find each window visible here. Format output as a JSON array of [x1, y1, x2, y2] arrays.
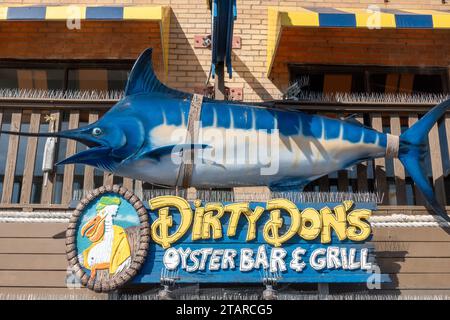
[[289, 65, 448, 94], [67, 69, 130, 91], [370, 73, 445, 94], [0, 60, 134, 91], [0, 69, 65, 90]]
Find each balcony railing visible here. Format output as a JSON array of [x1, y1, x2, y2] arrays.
[[0, 95, 448, 212]]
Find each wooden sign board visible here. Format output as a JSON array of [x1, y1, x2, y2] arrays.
[[67, 186, 389, 292]]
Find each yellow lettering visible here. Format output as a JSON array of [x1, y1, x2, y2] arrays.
[[244, 206, 265, 241], [321, 201, 353, 243], [202, 203, 225, 239], [147, 196, 372, 246], [225, 203, 250, 237], [263, 199, 301, 247], [299, 208, 321, 240], [191, 200, 204, 241], [346, 208, 372, 241], [149, 196, 193, 249]]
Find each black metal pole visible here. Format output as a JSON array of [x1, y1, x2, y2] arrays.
[[215, 62, 226, 100]]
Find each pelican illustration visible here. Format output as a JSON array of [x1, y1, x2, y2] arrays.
[[79, 196, 132, 280]]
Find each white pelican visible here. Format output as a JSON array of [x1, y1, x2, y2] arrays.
[[79, 196, 132, 280]]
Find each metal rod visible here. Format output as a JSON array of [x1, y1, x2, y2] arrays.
[[214, 62, 226, 100]]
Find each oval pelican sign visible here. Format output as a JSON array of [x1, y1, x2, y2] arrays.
[[66, 185, 149, 292]]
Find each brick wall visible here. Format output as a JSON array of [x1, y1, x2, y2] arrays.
[[0, 20, 165, 77], [0, 0, 449, 101]]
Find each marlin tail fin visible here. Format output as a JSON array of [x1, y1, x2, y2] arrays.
[[398, 98, 450, 221]]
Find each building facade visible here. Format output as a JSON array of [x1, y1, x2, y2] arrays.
[[0, 0, 449, 299]]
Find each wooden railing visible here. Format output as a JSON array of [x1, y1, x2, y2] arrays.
[[0, 99, 448, 210]]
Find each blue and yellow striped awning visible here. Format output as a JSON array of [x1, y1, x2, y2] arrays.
[[0, 5, 168, 21], [0, 5, 171, 76], [267, 7, 450, 75]]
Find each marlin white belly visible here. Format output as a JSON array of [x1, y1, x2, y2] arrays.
[[117, 119, 385, 190]]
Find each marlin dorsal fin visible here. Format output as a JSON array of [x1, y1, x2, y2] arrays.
[[124, 48, 190, 99]]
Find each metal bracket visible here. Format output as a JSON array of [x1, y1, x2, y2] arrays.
[[318, 283, 330, 300], [232, 36, 242, 49], [194, 35, 241, 49], [226, 87, 243, 101], [194, 86, 214, 98], [194, 86, 243, 101], [194, 35, 212, 48], [158, 268, 180, 300], [261, 269, 282, 300]]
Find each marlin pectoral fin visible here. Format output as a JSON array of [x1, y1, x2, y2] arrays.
[[56, 146, 117, 172], [141, 144, 212, 161], [203, 159, 226, 170]]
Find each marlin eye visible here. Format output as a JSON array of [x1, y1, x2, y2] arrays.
[[92, 128, 102, 136]]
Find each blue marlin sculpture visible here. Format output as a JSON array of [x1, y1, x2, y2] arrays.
[[2, 48, 449, 220]]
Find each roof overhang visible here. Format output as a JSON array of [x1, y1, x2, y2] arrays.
[[267, 7, 450, 77], [0, 5, 171, 78]]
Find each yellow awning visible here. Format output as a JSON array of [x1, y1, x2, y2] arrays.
[[0, 5, 171, 77], [267, 7, 450, 76]]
